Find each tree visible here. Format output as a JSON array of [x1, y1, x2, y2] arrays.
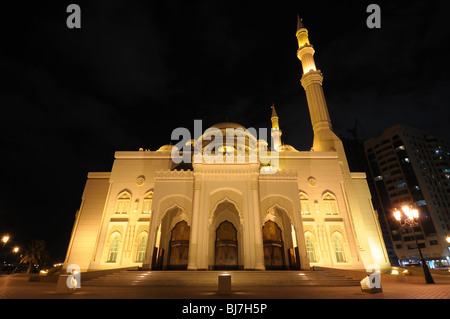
[[19, 239, 50, 274]]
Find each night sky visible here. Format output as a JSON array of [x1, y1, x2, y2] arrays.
[[1, 0, 449, 263]]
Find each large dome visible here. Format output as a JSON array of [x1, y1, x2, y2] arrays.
[[200, 122, 260, 155], [209, 122, 247, 130]]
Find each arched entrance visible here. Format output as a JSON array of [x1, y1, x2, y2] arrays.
[[262, 220, 285, 270], [214, 221, 238, 270], [168, 220, 190, 270], [150, 205, 190, 270]]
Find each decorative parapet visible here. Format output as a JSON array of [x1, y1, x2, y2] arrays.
[[193, 164, 260, 178], [259, 169, 298, 180], [154, 169, 194, 180]]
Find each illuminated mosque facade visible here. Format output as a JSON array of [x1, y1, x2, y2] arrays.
[[63, 18, 391, 272]]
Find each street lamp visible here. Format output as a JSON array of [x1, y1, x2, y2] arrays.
[[446, 236, 450, 244], [1, 235, 9, 245], [393, 205, 435, 284]]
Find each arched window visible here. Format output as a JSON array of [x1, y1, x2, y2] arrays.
[[332, 234, 345, 262], [142, 190, 153, 214], [299, 192, 310, 215], [323, 192, 339, 215], [136, 235, 147, 262], [305, 234, 315, 262], [108, 233, 121, 262], [114, 191, 131, 214]]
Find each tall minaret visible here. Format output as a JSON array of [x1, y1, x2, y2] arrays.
[[296, 16, 341, 152], [296, 16, 391, 272], [271, 104, 282, 151]]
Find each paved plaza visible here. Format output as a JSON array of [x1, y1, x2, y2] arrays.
[[1, 273, 449, 299], [1, 272, 448, 318]]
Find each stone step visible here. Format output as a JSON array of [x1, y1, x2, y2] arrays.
[[82, 270, 361, 287]]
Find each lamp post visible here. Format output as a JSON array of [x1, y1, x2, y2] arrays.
[[1, 235, 10, 272], [1, 235, 9, 246], [447, 236, 450, 267], [393, 205, 435, 284]]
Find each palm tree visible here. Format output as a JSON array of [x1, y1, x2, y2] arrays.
[[19, 239, 50, 274]]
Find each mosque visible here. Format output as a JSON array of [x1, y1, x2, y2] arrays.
[[63, 17, 391, 273]]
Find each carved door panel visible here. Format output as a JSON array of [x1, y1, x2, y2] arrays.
[[263, 221, 285, 270], [215, 221, 238, 269], [168, 221, 190, 270]]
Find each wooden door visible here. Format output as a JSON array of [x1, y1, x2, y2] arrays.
[[168, 221, 190, 270], [215, 221, 238, 269], [262, 221, 285, 270]]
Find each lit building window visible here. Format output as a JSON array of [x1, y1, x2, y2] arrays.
[[299, 192, 310, 215], [114, 191, 131, 214], [305, 235, 315, 262], [136, 235, 147, 262], [142, 190, 153, 214], [108, 233, 121, 262], [414, 200, 426, 207], [332, 235, 345, 262], [323, 192, 339, 215]]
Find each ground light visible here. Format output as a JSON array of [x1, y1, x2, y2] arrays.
[[218, 273, 232, 294]]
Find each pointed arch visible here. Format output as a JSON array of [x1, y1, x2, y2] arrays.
[[134, 231, 148, 262], [262, 220, 285, 270], [168, 220, 190, 269], [322, 191, 339, 215], [260, 194, 295, 225], [114, 190, 132, 215], [299, 191, 311, 215], [209, 188, 243, 222], [142, 189, 154, 214], [304, 232, 316, 262], [116, 189, 132, 201], [209, 196, 243, 270], [155, 194, 192, 226], [214, 220, 238, 269], [260, 196, 302, 270], [331, 231, 346, 262], [106, 231, 122, 263]]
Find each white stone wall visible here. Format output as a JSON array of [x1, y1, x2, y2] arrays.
[[64, 148, 390, 272]]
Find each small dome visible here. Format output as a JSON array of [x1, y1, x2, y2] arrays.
[[171, 161, 193, 171], [157, 144, 173, 152], [278, 144, 299, 152]]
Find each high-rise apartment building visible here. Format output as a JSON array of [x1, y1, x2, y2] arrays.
[[364, 125, 450, 268]]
